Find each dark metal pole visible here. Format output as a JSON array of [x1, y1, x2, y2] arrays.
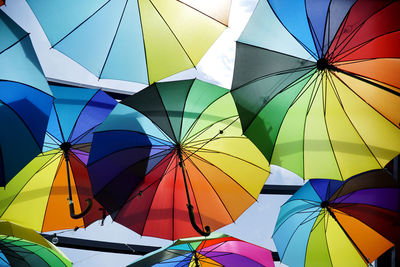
[[61, 142, 92, 219], [177, 145, 210, 237]]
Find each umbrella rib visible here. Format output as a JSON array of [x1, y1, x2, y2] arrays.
[[327, 71, 384, 169], [181, 117, 240, 164], [98, 0, 128, 80], [257, 70, 315, 163], [278, 207, 320, 261], [0, 151, 62, 218], [181, 91, 230, 145], [182, 149, 264, 202], [87, 130, 173, 165], [52, 103, 67, 143], [177, 79, 196, 143], [318, 73, 345, 180], [242, 68, 315, 140], [333, 66, 400, 97], [301, 72, 324, 179], [0, 97, 44, 154], [153, 83, 184, 143], [182, 114, 238, 145], [40, 154, 67, 232], [330, 204, 396, 239], [326, 10, 350, 62], [184, 141, 270, 173], [305, 10, 322, 58], [0, 32, 29, 55], [256, 5, 318, 59], [148, 0, 196, 68], [127, 152, 176, 237], [45, 132, 61, 147], [177, 0, 229, 27], [333, 30, 400, 63], [327, 207, 371, 264], [183, 152, 236, 224], [305, 71, 323, 115], [322, 2, 332, 56], [330, 1, 393, 63], [273, 203, 320, 235], [51, 0, 112, 48], [67, 90, 104, 144], [110, 148, 175, 204]]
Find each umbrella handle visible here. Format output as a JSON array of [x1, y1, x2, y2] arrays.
[[187, 204, 210, 236], [69, 198, 93, 219]]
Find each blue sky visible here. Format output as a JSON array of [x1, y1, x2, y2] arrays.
[[1, 0, 305, 266]]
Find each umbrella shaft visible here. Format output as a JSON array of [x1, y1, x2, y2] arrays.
[[64, 152, 73, 202], [177, 148, 192, 207]]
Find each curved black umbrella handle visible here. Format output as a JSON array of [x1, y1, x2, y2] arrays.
[[187, 204, 210, 237], [69, 198, 93, 219]]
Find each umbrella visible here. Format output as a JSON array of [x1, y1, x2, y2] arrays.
[[177, 0, 231, 26], [0, 220, 72, 267], [0, 84, 116, 232], [88, 78, 270, 240], [129, 233, 274, 267], [25, 0, 228, 84], [231, 0, 400, 180], [272, 169, 400, 267], [0, 10, 53, 186]]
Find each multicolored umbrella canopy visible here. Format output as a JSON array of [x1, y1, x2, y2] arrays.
[[0, 220, 72, 267], [273, 169, 400, 267], [88, 79, 270, 240], [231, 0, 400, 180], [0, 10, 53, 186], [177, 0, 231, 26], [26, 0, 228, 84], [0, 85, 116, 232], [129, 233, 274, 267]]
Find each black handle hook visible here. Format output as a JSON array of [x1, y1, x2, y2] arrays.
[[187, 204, 210, 236], [69, 198, 93, 219]]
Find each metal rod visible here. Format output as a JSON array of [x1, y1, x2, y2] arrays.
[[41, 234, 281, 260], [177, 146, 210, 237], [332, 67, 400, 97], [62, 146, 92, 219]]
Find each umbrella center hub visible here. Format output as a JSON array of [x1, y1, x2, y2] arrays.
[[320, 201, 329, 208], [60, 142, 72, 153], [316, 58, 330, 71]]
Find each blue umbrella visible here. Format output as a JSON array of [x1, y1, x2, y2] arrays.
[[0, 10, 53, 186]]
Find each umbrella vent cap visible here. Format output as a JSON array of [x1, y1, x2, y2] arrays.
[[317, 58, 331, 71], [320, 201, 329, 208], [60, 142, 72, 153]]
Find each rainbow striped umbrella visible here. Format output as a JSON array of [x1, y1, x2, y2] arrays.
[[129, 233, 274, 267], [273, 169, 400, 267], [88, 79, 270, 240], [26, 0, 228, 84], [231, 0, 400, 180], [0, 85, 116, 232]]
